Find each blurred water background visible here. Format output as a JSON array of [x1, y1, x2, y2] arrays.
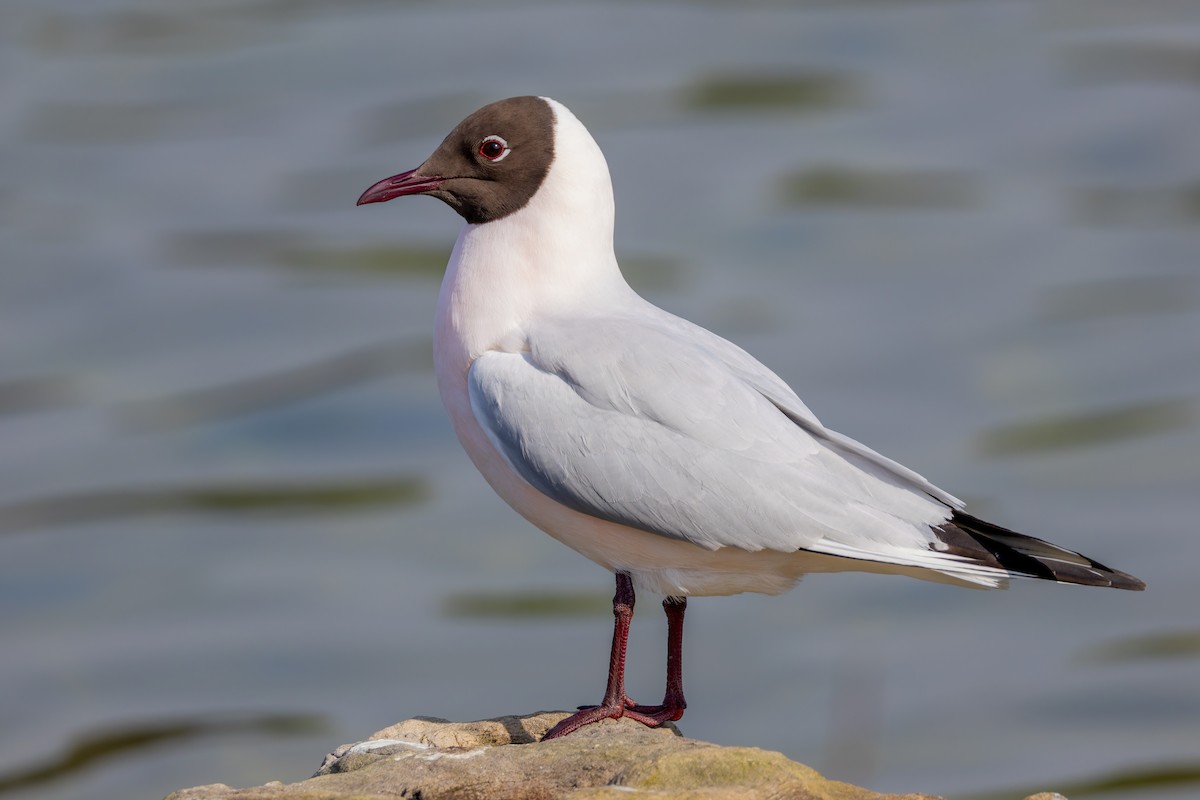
[[2, 1, 1199, 798]]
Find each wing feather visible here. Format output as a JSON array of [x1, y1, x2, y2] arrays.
[[468, 312, 964, 567]]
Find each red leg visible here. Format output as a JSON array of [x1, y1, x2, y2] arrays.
[[542, 578, 686, 743], [629, 597, 687, 723], [542, 574, 681, 740]]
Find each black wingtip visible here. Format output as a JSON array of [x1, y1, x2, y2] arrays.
[[1103, 569, 1147, 592], [935, 511, 1146, 591]]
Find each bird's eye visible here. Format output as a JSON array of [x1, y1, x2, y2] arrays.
[[478, 135, 510, 162]]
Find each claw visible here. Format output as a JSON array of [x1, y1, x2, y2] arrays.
[[543, 701, 677, 741]]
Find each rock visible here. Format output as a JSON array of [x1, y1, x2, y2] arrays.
[[164, 712, 1065, 800]]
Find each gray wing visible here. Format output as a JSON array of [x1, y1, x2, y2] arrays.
[[645, 306, 965, 511], [468, 310, 970, 567]]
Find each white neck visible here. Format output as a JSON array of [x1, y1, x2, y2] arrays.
[[433, 99, 633, 383]]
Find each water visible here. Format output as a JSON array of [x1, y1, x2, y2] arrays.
[[2, 1, 1198, 798]]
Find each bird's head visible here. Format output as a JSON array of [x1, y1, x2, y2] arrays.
[[356, 95, 557, 226]]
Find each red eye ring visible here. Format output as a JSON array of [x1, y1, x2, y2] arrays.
[[478, 135, 510, 162]]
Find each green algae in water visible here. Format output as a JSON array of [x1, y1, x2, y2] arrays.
[[779, 165, 980, 209], [1080, 630, 1200, 664], [119, 339, 433, 431], [1036, 275, 1198, 322], [1072, 181, 1200, 227], [964, 760, 1200, 800], [0, 477, 429, 535], [684, 73, 858, 113], [163, 229, 450, 278], [975, 398, 1196, 457], [0, 713, 325, 794], [443, 590, 612, 619]]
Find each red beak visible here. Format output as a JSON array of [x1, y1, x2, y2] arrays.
[[356, 168, 445, 206]]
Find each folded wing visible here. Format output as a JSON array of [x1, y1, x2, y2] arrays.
[[469, 313, 1022, 581]]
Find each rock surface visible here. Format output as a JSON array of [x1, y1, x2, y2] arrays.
[[165, 712, 1063, 800]]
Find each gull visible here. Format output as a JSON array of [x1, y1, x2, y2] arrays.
[[356, 96, 1145, 740]]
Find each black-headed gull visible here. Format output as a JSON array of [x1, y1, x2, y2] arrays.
[[357, 96, 1144, 740]]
